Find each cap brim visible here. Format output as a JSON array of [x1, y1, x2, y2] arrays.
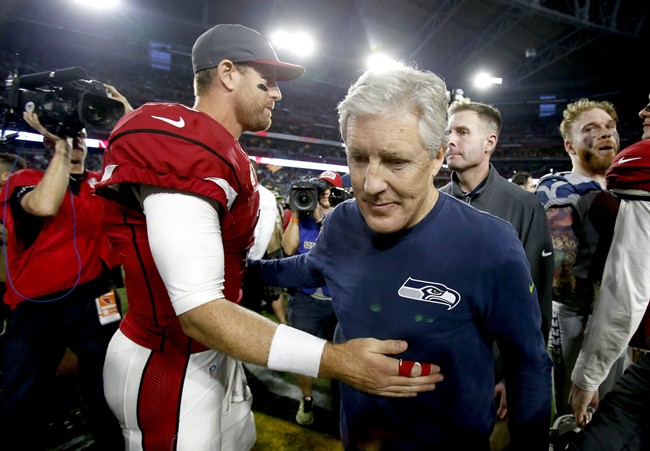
[[250, 59, 305, 81]]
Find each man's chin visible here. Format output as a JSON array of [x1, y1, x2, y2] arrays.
[[258, 120, 272, 133], [362, 213, 403, 235]]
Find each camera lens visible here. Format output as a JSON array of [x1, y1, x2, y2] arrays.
[[79, 93, 123, 129], [295, 190, 313, 209], [83, 103, 108, 125]]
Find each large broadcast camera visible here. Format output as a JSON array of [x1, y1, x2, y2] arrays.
[[0, 66, 125, 138], [289, 176, 328, 212], [289, 176, 354, 212]]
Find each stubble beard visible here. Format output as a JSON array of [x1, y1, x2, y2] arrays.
[[581, 147, 617, 173], [235, 89, 272, 133]]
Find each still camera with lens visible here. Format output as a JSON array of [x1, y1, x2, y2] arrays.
[[0, 66, 125, 138]]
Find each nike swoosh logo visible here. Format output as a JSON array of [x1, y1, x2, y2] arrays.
[[151, 115, 185, 128], [529, 283, 535, 293], [618, 156, 641, 164], [542, 250, 552, 257]]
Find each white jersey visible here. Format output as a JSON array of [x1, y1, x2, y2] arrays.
[[572, 199, 650, 391]]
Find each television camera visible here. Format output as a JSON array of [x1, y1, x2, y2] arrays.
[[0, 66, 125, 139], [289, 176, 353, 212]]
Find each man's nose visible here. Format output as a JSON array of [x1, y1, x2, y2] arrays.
[[364, 162, 387, 194], [269, 83, 282, 101]]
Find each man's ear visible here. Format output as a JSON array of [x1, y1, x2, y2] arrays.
[[0, 171, 11, 184], [431, 145, 445, 177], [218, 60, 239, 91], [486, 133, 498, 154], [564, 140, 576, 155]]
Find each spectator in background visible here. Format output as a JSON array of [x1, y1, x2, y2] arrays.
[[260, 177, 291, 325], [94, 24, 442, 450], [511, 171, 536, 192], [535, 98, 626, 418], [558, 96, 650, 451], [0, 109, 128, 450], [251, 64, 551, 450], [282, 170, 342, 426], [441, 100, 554, 450], [240, 164, 282, 314]]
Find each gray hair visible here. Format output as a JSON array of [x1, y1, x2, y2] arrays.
[[337, 63, 448, 158]]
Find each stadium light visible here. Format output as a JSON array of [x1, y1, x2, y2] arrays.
[[473, 72, 503, 89], [366, 52, 402, 71], [3, 129, 106, 149], [250, 156, 348, 174], [270, 31, 314, 57], [3, 129, 347, 173], [75, 0, 121, 8]]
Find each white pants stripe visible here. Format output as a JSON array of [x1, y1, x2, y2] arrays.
[[104, 329, 256, 450]]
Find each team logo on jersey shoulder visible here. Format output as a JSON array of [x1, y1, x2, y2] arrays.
[[398, 277, 461, 310]]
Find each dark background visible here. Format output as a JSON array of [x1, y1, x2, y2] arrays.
[[1, 0, 648, 185]]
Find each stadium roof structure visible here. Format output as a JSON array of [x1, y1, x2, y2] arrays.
[[1, 0, 648, 122]]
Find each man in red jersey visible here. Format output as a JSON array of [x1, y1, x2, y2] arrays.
[[0, 83, 132, 450], [94, 24, 443, 450]]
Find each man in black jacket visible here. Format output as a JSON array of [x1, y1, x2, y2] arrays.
[[441, 100, 554, 450]]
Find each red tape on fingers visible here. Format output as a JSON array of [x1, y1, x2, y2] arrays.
[[419, 362, 432, 376], [398, 359, 416, 377]]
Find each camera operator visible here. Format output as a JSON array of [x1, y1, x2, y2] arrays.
[[0, 85, 132, 450], [282, 170, 343, 427], [0, 152, 27, 343]]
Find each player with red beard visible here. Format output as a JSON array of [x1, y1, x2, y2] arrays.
[[536, 99, 626, 419]]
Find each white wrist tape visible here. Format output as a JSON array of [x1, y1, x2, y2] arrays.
[[267, 324, 326, 378]]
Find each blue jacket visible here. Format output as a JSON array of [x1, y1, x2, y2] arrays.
[[252, 193, 552, 450]]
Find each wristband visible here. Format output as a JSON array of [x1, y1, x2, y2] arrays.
[[267, 324, 326, 378], [291, 217, 299, 223]]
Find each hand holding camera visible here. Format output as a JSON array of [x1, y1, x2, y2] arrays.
[[22, 110, 72, 157]]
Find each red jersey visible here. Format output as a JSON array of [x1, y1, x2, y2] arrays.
[[0, 169, 114, 308], [95, 103, 259, 353], [606, 139, 650, 194]]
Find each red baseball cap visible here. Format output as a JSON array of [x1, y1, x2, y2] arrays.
[[192, 24, 304, 81], [318, 170, 343, 188]]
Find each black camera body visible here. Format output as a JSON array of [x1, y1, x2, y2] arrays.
[[289, 177, 328, 211], [1, 66, 125, 137], [329, 186, 353, 206]]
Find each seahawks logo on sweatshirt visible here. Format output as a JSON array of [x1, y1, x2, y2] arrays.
[[398, 277, 460, 310]]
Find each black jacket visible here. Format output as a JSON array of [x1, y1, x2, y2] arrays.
[[440, 164, 554, 344]]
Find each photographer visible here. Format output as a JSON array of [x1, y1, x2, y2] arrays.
[[0, 84, 131, 449], [282, 170, 343, 427]]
